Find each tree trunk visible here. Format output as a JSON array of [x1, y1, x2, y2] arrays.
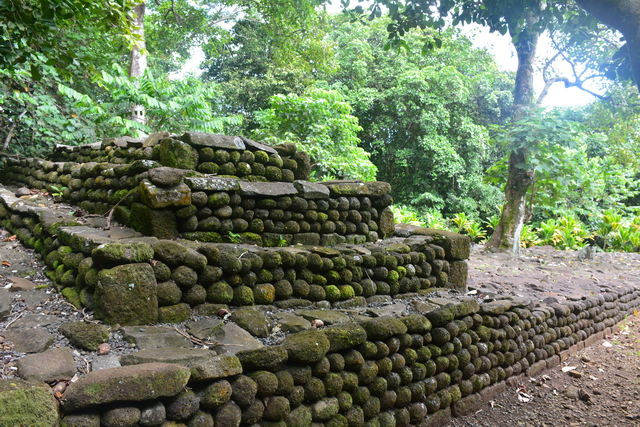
[[129, 2, 147, 126], [485, 13, 540, 255], [575, 0, 640, 92]]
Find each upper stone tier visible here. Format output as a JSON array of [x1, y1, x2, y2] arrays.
[[3, 132, 394, 247]]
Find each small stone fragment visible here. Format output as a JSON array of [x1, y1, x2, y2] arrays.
[[97, 343, 110, 355]]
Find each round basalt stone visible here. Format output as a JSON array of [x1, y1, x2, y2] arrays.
[[385, 372, 401, 390], [394, 408, 410, 427], [199, 265, 223, 285], [251, 371, 279, 397], [345, 405, 364, 427], [435, 372, 451, 390], [398, 366, 413, 385], [231, 375, 258, 407], [352, 386, 371, 405], [343, 349, 365, 370], [198, 380, 233, 409], [253, 283, 276, 304], [312, 357, 331, 377], [376, 357, 393, 376], [357, 360, 379, 386], [206, 281, 233, 304], [219, 253, 242, 274], [323, 372, 344, 396], [411, 363, 427, 381], [241, 399, 265, 424], [424, 394, 440, 414], [232, 285, 254, 305], [416, 346, 431, 363], [171, 265, 198, 288], [327, 353, 345, 372], [157, 280, 182, 306], [264, 396, 291, 421], [285, 405, 311, 427], [362, 396, 381, 419], [152, 261, 171, 282], [287, 365, 312, 385], [288, 386, 305, 408], [431, 327, 451, 345], [409, 402, 428, 422], [369, 376, 388, 397], [166, 390, 199, 421], [459, 379, 473, 397], [303, 377, 325, 402], [272, 370, 294, 396], [395, 386, 412, 408], [183, 284, 206, 306], [214, 402, 242, 426], [308, 285, 326, 301], [380, 390, 397, 411], [274, 279, 293, 300], [340, 371, 359, 391]]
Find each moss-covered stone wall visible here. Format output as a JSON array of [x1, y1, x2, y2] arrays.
[[0, 187, 469, 325], [37, 287, 640, 426]]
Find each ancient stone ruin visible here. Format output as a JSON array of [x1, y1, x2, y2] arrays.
[[0, 132, 638, 427]]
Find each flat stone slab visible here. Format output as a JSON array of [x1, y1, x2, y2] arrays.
[[237, 181, 297, 197], [293, 180, 330, 199], [209, 323, 264, 355], [60, 363, 190, 411], [184, 318, 224, 340], [19, 289, 51, 309], [239, 136, 277, 154], [120, 348, 218, 367], [273, 312, 312, 333], [7, 276, 38, 291], [91, 355, 121, 371], [366, 303, 410, 318], [293, 309, 352, 326], [179, 132, 246, 150], [3, 328, 54, 353], [121, 326, 193, 350], [17, 347, 76, 381], [183, 177, 239, 191], [6, 314, 61, 328], [0, 288, 10, 321], [189, 354, 243, 382]]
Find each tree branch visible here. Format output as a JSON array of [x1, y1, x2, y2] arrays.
[[3, 109, 27, 151]]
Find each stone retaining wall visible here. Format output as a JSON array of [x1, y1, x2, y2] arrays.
[[2, 133, 394, 246], [0, 188, 469, 325], [7, 286, 638, 427]]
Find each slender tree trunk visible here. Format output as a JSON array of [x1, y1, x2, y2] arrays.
[[575, 0, 640, 92], [485, 14, 540, 255], [129, 2, 147, 126]]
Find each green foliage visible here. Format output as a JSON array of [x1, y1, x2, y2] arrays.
[[0, 0, 137, 78], [202, 17, 335, 132], [254, 87, 377, 181], [325, 18, 510, 217], [59, 64, 242, 139], [391, 205, 424, 226]]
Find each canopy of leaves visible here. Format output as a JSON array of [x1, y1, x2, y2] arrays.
[[254, 87, 377, 181], [324, 18, 512, 218]]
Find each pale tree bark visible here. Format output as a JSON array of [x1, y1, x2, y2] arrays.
[[485, 11, 541, 255], [129, 2, 147, 126], [575, 0, 640, 92]]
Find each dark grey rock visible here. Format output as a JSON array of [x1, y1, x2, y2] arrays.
[[0, 289, 10, 321], [3, 328, 53, 353], [139, 401, 166, 426], [17, 347, 76, 381], [101, 406, 141, 427], [121, 326, 193, 350], [229, 309, 272, 338]]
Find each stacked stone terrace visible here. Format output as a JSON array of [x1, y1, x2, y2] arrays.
[[1, 132, 639, 427]]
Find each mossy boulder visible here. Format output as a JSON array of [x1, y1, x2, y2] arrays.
[[95, 263, 158, 325], [400, 314, 432, 334], [158, 303, 192, 324], [151, 240, 189, 267], [360, 316, 408, 340], [58, 321, 109, 351], [229, 309, 272, 338], [236, 346, 288, 371], [129, 203, 178, 240], [61, 363, 190, 412], [92, 242, 154, 264], [0, 379, 60, 427], [158, 138, 199, 170], [282, 330, 330, 363], [286, 405, 312, 427], [322, 324, 367, 352]]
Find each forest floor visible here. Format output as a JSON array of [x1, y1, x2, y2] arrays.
[[448, 245, 640, 427]]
